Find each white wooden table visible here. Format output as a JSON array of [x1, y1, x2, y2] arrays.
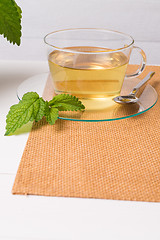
[[0, 0, 160, 238]]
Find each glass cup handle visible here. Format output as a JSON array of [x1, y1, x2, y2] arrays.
[[126, 46, 146, 78]]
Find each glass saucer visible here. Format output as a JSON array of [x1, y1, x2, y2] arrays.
[[17, 73, 158, 122]]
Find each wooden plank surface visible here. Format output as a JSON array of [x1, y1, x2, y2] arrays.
[[0, 0, 160, 238]]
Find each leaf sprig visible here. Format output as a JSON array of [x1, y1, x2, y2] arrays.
[[0, 0, 22, 45], [5, 92, 85, 136]]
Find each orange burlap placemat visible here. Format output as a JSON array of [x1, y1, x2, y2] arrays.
[[12, 65, 160, 202]]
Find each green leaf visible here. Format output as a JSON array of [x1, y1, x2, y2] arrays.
[[13, 0, 22, 17], [0, 0, 22, 45], [22, 92, 39, 101], [5, 92, 47, 135], [5, 92, 86, 136], [48, 94, 85, 111], [21, 92, 47, 122], [45, 107, 59, 125]]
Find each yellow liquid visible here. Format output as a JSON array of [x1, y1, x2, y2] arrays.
[[48, 46, 129, 109]]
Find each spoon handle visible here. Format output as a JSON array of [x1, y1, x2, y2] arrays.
[[130, 71, 155, 96]]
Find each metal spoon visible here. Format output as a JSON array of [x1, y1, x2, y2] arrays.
[[113, 71, 155, 104]]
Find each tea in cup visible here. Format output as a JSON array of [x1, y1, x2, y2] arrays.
[[44, 28, 146, 109]]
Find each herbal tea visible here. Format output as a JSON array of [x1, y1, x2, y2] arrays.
[[48, 46, 129, 100]]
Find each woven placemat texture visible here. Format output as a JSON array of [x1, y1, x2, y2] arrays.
[[12, 65, 160, 202]]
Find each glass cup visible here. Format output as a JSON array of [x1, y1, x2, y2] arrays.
[[44, 28, 146, 109]]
